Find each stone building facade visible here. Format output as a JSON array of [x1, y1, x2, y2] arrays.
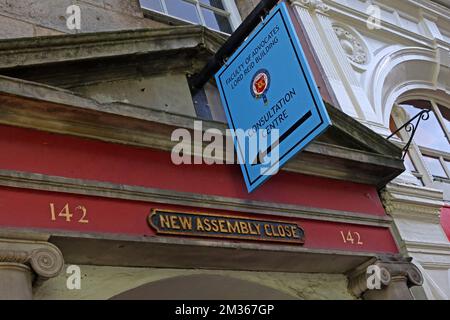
[[0, 0, 448, 300]]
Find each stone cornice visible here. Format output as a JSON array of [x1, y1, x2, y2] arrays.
[[420, 261, 450, 269], [325, 0, 450, 21], [319, 0, 449, 49], [0, 25, 226, 70], [403, 240, 450, 256], [381, 182, 444, 223], [290, 0, 330, 14], [413, 0, 450, 18], [0, 238, 64, 282]]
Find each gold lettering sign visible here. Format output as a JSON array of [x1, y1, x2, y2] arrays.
[[148, 209, 305, 244]]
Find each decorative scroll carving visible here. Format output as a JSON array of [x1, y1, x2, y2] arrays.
[[0, 239, 64, 282], [382, 193, 442, 220], [333, 25, 368, 65], [348, 256, 423, 299], [29, 247, 64, 279]]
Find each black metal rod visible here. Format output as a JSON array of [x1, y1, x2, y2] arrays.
[[189, 0, 280, 92], [387, 109, 430, 160], [387, 109, 430, 140]]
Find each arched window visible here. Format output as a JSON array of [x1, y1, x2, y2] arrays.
[[390, 98, 450, 189]]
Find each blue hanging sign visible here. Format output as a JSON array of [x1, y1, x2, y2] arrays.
[[215, 3, 331, 192]]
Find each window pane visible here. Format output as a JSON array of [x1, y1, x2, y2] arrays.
[[446, 160, 450, 172], [201, 8, 232, 33], [166, 0, 200, 24], [200, 0, 225, 10], [404, 153, 417, 172], [416, 177, 425, 186], [400, 104, 450, 153], [423, 155, 448, 178], [140, 0, 164, 12]]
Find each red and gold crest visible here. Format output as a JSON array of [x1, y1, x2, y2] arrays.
[[251, 69, 270, 105], [254, 74, 268, 95]]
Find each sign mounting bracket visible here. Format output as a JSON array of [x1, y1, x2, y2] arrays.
[[188, 0, 280, 93]]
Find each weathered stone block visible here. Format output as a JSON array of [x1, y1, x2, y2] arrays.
[[103, 0, 143, 17], [73, 74, 197, 117], [235, 0, 258, 19], [34, 25, 65, 37], [80, 0, 105, 7], [0, 14, 34, 39], [0, 0, 162, 38]]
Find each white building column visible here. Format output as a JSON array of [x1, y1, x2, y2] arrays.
[[382, 183, 450, 300], [0, 238, 64, 299]]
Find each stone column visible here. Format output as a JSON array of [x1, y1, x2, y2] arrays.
[[0, 238, 64, 300], [348, 256, 423, 300]]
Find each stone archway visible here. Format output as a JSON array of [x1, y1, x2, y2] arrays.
[[364, 46, 442, 127], [110, 274, 297, 300]]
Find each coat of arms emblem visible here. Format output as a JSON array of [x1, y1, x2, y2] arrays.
[[251, 69, 270, 105]]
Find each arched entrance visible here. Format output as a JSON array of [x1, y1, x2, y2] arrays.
[[110, 274, 297, 300]]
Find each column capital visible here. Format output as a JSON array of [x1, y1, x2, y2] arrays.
[[348, 255, 423, 300], [0, 238, 64, 283], [289, 0, 330, 15]]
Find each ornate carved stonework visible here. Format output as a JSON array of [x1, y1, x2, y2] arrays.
[[0, 239, 64, 282], [381, 182, 443, 223], [333, 25, 368, 65], [0, 250, 28, 264], [348, 256, 423, 299], [29, 247, 64, 279], [290, 0, 330, 13]]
